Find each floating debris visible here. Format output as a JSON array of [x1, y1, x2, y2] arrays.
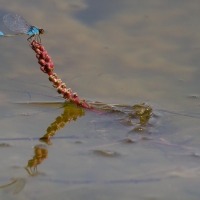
[[92, 150, 120, 157], [0, 143, 11, 147]]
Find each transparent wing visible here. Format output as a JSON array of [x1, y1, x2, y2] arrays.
[[3, 14, 31, 34], [0, 178, 26, 194]]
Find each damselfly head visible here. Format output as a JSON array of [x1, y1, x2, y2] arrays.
[[39, 29, 44, 34]]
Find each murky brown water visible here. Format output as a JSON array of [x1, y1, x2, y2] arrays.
[[0, 0, 200, 199]]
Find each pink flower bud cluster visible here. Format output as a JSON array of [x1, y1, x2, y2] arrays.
[[30, 40, 94, 109]]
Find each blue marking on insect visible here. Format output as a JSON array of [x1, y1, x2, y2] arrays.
[[27, 26, 40, 35], [0, 13, 44, 41]]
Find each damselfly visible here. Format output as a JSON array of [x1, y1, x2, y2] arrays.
[[0, 14, 44, 42]]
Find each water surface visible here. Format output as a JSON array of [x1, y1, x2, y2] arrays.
[[0, 0, 200, 199]]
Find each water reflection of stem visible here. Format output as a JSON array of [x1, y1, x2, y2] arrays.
[[25, 145, 48, 176], [37, 101, 153, 145], [40, 102, 85, 144]]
